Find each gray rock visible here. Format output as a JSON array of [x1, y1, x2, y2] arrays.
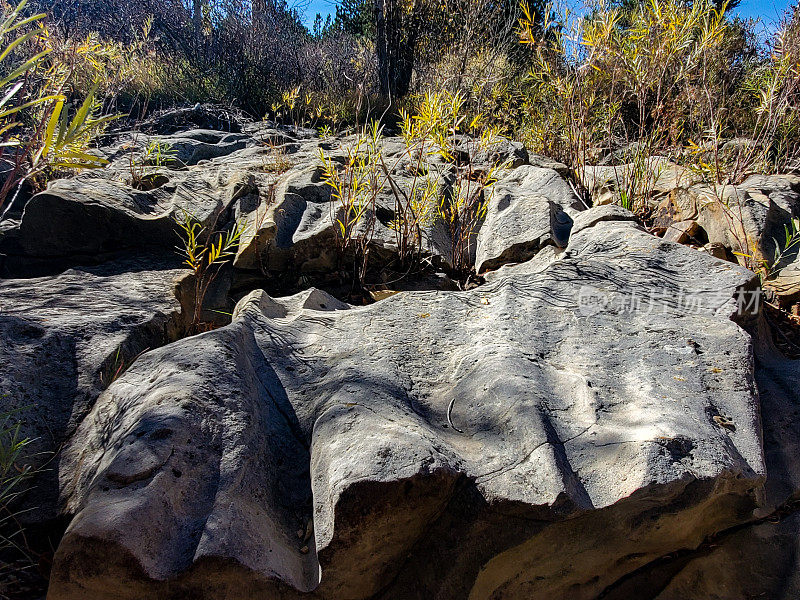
[[474, 166, 584, 273], [0, 257, 186, 521], [649, 339, 800, 600], [528, 153, 571, 177], [17, 157, 273, 259], [651, 334, 800, 599], [50, 218, 764, 600], [140, 104, 247, 134], [602, 313, 800, 600], [750, 317, 800, 513], [15, 127, 588, 282], [582, 159, 701, 207], [155, 130, 250, 166], [456, 137, 529, 169], [235, 138, 581, 277], [570, 204, 637, 237]]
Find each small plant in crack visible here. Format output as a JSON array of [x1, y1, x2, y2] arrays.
[[128, 138, 177, 190], [734, 217, 800, 284], [400, 91, 508, 278], [261, 142, 292, 174], [0, 403, 33, 568], [174, 211, 243, 333], [100, 346, 150, 388]]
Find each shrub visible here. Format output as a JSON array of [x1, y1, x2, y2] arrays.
[[319, 121, 384, 284], [127, 138, 177, 189], [401, 91, 506, 272], [319, 91, 506, 290], [36, 0, 309, 116], [513, 0, 799, 210], [0, 0, 117, 218]]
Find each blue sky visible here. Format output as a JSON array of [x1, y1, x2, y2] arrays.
[[297, 0, 797, 30], [296, 0, 336, 28]]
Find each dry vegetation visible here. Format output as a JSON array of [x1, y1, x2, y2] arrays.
[[0, 0, 794, 208]]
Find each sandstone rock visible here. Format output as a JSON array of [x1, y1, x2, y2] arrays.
[[766, 260, 800, 304], [654, 512, 800, 600], [699, 243, 727, 261], [585, 161, 800, 275], [582, 159, 701, 207], [50, 216, 765, 600], [655, 174, 800, 269], [0, 257, 186, 521], [685, 183, 792, 265], [663, 220, 700, 244]]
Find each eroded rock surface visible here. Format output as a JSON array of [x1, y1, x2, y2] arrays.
[[474, 165, 582, 273], [601, 318, 800, 600], [3, 115, 800, 600], [48, 216, 766, 599], [0, 257, 187, 521], [584, 161, 800, 304]]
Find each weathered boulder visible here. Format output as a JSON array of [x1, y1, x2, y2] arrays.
[[663, 220, 700, 244], [603, 317, 800, 600], [681, 175, 800, 265], [769, 262, 800, 304], [141, 129, 251, 167], [11, 125, 582, 288], [455, 137, 529, 169], [8, 122, 800, 599], [0, 257, 187, 521], [49, 214, 765, 600], [139, 104, 247, 135], [570, 203, 637, 236], [233, 162, 414, 276], [16, 152, 274, 260], [582, 159, 701, 207], [18, 176, 186, 257], [233, 135, 576, 279], [584, 163, 800, 302], [587, 163, 800, 262], [474, 165, 583, 273]]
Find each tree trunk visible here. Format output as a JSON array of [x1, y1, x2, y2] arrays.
[[375, 0, 417, 101], [192, 0, 203, 35], [253, 0, 267, 29]]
